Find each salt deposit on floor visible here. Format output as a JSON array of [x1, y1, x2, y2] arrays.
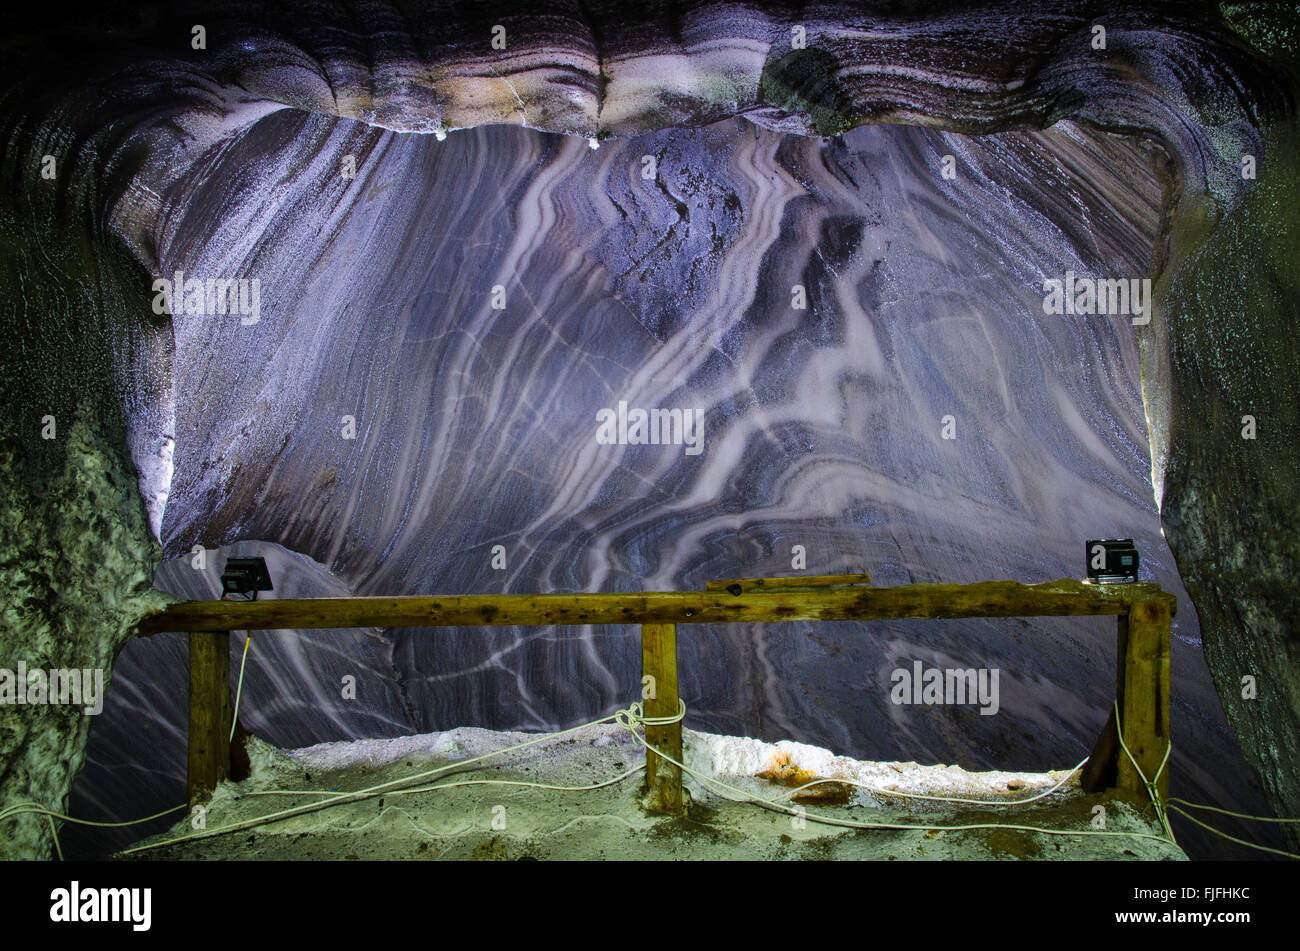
[[123, 721, 1185, 861]]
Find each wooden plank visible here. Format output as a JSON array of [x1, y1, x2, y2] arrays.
[[641, 623, 684, 814], [1115, 598, 1172, 802], [187, 631, 232, 803], [706, 572, 871, 592], [1080, 614, 1128, 792], [136, 580, 1175, 635]]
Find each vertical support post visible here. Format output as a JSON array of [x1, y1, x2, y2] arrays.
[[641, 622, 684, 814], [1081, 614, 1127, 792], [188, 630, 232, 804], [1115, 598, 1172, 802]]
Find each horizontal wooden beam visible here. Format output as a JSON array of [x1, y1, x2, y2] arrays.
[[705, 572, 871, 593], [135, 579, 1174, 635]]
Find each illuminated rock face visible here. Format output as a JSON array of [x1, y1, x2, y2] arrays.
[[70, 116, 1271, 858], [0, 2, 1295, 858]]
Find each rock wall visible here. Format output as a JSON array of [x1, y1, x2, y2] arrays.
[[1, 1, 1296, 858], [1160, 121, 1300, 849], [0, 415, 170, 859]]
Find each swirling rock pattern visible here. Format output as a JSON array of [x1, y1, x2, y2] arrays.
[[70, 115, 1274, 858], [0, 1, 1292, 858]]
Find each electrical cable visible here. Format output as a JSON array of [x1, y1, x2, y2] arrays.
[[118, 700, 1183, 855], [230, 632, 251, 743], [12, 697, 1296, 860], [118, 710, 629, 855], [0, 801, 188, 860]]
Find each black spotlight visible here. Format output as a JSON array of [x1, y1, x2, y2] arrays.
[[1085, 539, 1139, 584], [220, 557, 274, 600]]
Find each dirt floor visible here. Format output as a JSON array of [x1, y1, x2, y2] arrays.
[[120, 723, 1185, 861]]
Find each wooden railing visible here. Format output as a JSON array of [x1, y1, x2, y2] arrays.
[[133, 575, 1174, 813]]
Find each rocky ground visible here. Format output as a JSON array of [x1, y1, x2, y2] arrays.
[[121, 723, 1183, 861]]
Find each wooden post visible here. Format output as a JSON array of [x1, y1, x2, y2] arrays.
[[1114, 598, 1172, 802], [188, 631, 232, 804], [1081, 613, 1127, 793], [642, 622, 684, 814]]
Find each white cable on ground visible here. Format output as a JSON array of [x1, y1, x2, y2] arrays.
[[119, 710, 628, 855], [0, 800, 187, 828], [15, 695, 1285, 860], [240, 765, 646, 801], [1106, 702, 1300, 859], [374, 765, 646, 800], [119, 700, 1179, 855], [0, 801, 188, 861], [1165, 804, 1299, 860], [1110, 699, 1175, 843], [1167, 797, 1300, 823]]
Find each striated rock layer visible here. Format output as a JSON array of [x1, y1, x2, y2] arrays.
[[75, 116, 1274, 858], [0, 2, 1294, 857]]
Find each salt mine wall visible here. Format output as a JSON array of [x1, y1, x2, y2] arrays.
[[0, 1, 1296, 860]]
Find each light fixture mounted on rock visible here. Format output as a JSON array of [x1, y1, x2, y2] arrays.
[[1085, 539, 1139, 584], [220, 557, 273, 600]]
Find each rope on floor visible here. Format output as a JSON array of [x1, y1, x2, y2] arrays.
[[6, 697, 1296, 859]]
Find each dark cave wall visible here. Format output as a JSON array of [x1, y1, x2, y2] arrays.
[[0, 186, 173, 859], [1160, 121, 1300, 848], [0, 419, 169, 860]]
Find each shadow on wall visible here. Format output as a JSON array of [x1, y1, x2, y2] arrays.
[[63, 541, 417, 858]]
